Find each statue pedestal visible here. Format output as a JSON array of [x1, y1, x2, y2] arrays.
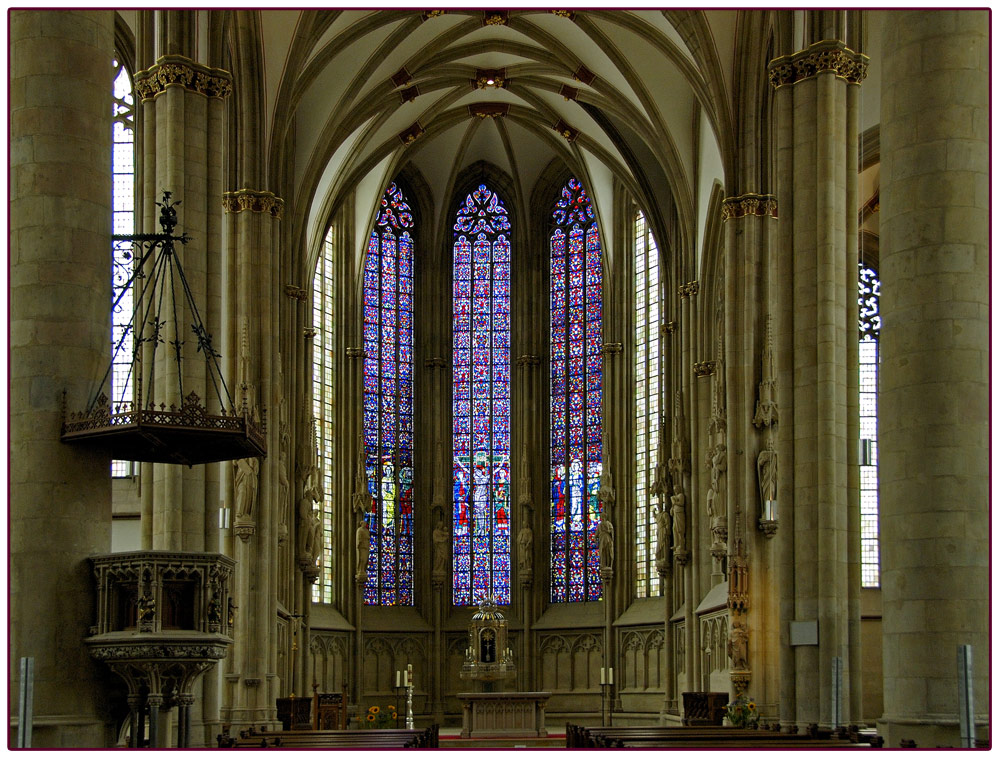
[[457, 692, 550, 738]]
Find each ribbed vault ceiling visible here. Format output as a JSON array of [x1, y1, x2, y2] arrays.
[[252, 9, 740, 264]]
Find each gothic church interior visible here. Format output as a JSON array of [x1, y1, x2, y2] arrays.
[[8, 7, 990, 749]]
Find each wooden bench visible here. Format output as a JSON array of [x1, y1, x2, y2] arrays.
[[566, 723, 875, 749], [223, 725, 438, 749]]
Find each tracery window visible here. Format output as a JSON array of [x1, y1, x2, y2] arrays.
[[311, 227, 336, 603], [549, 178, 603, 603], [362, 183, 415, 605], [634, 210, 661, 598], [111, 55, 135, 478], [452, 184, 511, 606], [859, 263, 880, 587]]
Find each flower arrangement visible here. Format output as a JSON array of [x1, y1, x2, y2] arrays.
[[726, 694, 760, 729], [357, 704, 398, 729]]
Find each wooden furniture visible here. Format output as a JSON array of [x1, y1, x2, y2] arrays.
[[457, 691, 550, 738], [681, 691, 729, 725], [223, 726, 438, 749], [275, 697, 311, 731], [311, 685, 347, 730], [565, 724, 877, 749]]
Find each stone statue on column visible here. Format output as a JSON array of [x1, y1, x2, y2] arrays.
[[727, 618, 749, 671], [597, 515, 615, 571], [517, 518, 533, 578], [669, 483, 688, 558], [757, 439, 777, 505], [653, 504, 670, 572], [432, 518, 449, 578], [297, 423, 323, 577], [355, 519, 371, 583]]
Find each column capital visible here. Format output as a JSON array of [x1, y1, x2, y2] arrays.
[[768, 40, 869, 89], [722, 193, 778, 221], [678, 281, 699, 298], [284, 285, 307, 302], [223, 189, 285, 220], [345, 347, 364, 359], [135, 54, 233, 100]]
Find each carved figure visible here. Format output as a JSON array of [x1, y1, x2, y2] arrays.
[[706, 444, 727, 520], [670, 483, 687, 554], [277, 422, 290, 540], [517, 522, 533, 573], [355, 520, 371, 580], [228, 598, 236, 627], [596, 515, 615, 570], [757, 441, 777, 505], [233, 456, 260, 520], [207, 592, 222, 625], [432, 519, 449, 575], [137, 593, 156, 623], [727, 619, 749, 670], [654, 504, 670, 563]]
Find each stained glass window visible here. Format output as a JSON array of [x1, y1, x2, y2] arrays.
[[312, 227, 336, 603], [452, 184, 511, 606], [363, 183, 415, 605], [111, 56, 135, 478], [859, 263, 880, 587], [549, 178, 603, 603], [634, 210, 661, 598]]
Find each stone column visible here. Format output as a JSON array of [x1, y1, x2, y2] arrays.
[[878, 10, 988, 748], [768, 37, 867, 729], [221, 190, 285, 729], [10, 9, 115, 747]]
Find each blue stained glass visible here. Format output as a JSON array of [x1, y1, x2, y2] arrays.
[[550, 178, 604, 603], [362, 182, 416, 606], [452, 183, 512, 606]]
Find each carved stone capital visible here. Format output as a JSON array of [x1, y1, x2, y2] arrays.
[[516, 354, 540, 367], [303, 327, 317, 340], [222, 189, 285, 220], [134, 55, 233, 101], [758, 519, 779, 538], [424, 356, 447, 369], [768, 40, 869, 89], [678, 281, 700, 298], [284, 285, 307, 301], [661, 320, 677, 335], [674, 549, 690, 567], [346, 347, 364, 359], [234, 523, 255, 542], [601, 342, 623, 355], [730, 670, 751, 694], [693, 360, 717, 377], [722, 193, 778, 221]]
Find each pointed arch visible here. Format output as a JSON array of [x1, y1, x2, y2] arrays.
[[451, 181, 512, 607], [549, 177, 604, 603]]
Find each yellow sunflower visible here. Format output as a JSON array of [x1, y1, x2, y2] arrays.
[[366, 714, 376, 722], [369, 705, 379, 714]]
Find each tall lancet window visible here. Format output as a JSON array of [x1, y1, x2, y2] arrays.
[[452, 184, 512, 606], [111, 55, 135, 477], [312, 227, 336, 603], [859, 263, 881, 587], [362, 183, 415, 605], [549, 178, 603, 603], [634, 210, 662, 598]]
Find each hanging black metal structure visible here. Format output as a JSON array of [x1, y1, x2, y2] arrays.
[[62, 191, 266, 466]]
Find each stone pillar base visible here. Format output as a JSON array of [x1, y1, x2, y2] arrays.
[[876, 717, 987, 749]]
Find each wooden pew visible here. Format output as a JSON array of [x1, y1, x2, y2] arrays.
[[225, 725, 438, 749], [566, 723, 873, 749]]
